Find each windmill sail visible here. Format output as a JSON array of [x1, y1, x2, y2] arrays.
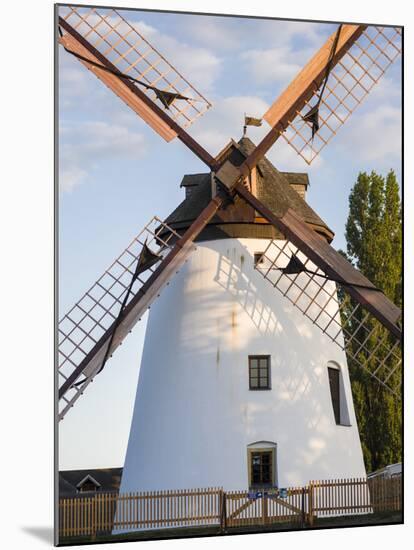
[[58, 6, 212, 135], [58, 217, 190, 420], [264, 25, 401, 165], [254, 238, 401, 396]]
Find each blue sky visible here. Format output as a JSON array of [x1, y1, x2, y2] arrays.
[[58, 7, 402, 470]]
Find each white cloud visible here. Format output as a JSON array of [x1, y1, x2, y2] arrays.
[[168, 16, 329, 57], [241, 47, 304, 84], [60, 167, 88, 192], [172, 47, 221, 92], [132, 20, 157, 38], [176, 16, 244, 51], [59, 121, 147, 192], [365, 74, 402, 104], [337, 105, 401, 164], [329, 66, 401, 166], [256, 20, 331, 48], [240, 21, 332, 85]]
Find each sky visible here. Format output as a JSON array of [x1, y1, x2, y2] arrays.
[[58, 6, 402, 470]]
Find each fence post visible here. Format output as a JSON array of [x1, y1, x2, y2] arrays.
[[90, 495, 97, 540], [308, 482, 314, 527], [219, 489, 227, 532], [89, 495, 96, 540], [301, 488, 306, 528], [262, 494, 268, 525]]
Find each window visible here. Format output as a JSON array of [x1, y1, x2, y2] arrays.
[[249, 450, 274, 487], [247, 442, 277, 489], [326, 362, 351, 426], [249, 355, 271, 390], [254, 252, 265, 266], [328, 366, 340, 424]]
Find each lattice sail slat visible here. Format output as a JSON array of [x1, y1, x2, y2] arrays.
[[59, 6, 212, 129], [255, 240, 401, 396], [58, 217, 186, 420], [282, 26, 401, 164]]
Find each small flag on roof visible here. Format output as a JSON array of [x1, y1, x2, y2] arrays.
[[244, 115, 262, 127]]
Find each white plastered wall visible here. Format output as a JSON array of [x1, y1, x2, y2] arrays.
[[119, 238, 366, 495]]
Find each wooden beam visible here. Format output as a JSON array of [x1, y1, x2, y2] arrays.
[[58, 17, 219, 171], [235, 182, 401, 339]]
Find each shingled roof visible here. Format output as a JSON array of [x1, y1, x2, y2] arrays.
[[164, 137, 333, 242]]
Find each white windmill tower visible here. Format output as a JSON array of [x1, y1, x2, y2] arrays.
[[57, 7, 402, 503], [119, 136, 367, 493]]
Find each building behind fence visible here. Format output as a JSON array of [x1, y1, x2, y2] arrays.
[[59, 476, 402, 538]]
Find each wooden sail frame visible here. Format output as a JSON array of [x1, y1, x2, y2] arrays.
[[254, 235, 401, 395], [58, 217, 192, 419], [59, 15, 218, 169], [268, 25, 402, 164], [60, 6, 212, 129]]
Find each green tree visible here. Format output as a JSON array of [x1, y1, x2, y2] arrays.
[[343, 170, 402, 473]]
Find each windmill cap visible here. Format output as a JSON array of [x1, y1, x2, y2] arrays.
[[164, 137, 334, 243]]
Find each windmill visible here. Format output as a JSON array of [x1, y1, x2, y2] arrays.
[[57, 6, 402, 494]]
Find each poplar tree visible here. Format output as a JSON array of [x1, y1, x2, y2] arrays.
[[343, 170, 402, 472]]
